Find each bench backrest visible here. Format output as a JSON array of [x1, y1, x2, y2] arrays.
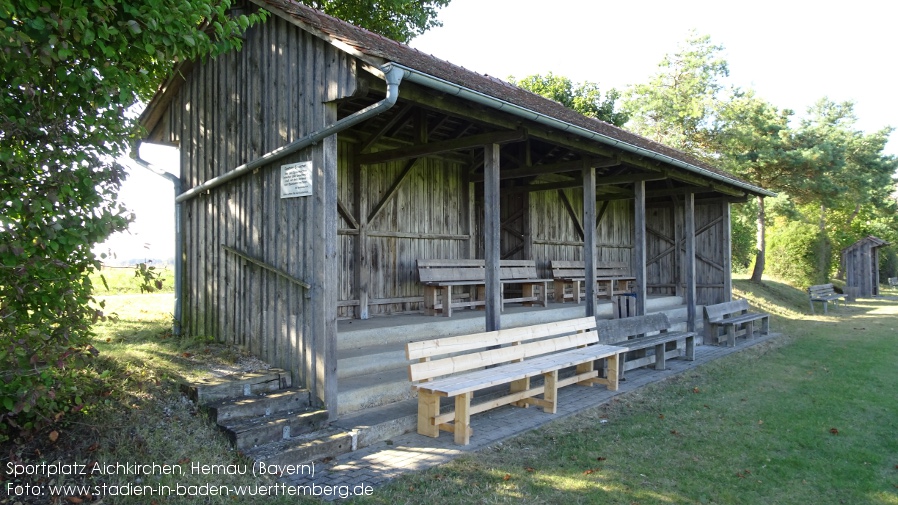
[[808, 284, 837, 297], [550, 260, 631, 279], [406, 317, 597, 383], [595, 313, 670, 344], [704, 299, 750, 322], [888, 277, 898, 286], [417, 259, 540, 283]]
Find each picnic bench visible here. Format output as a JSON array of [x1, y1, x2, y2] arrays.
[[807, 283, 845, 315], [550, 260, 636, 303], [417, 259, 551, 317], [406, 317, 627, 445], [596, 313, 695, 378], [703, 299, 770, 346]]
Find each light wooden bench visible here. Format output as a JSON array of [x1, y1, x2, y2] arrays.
[[808, 283, 845, 314], [406, 317, 628, 445], [417, 259, 551, 317], [703, 299, 770, 346], [550, 260, 636, 303], [596, 313, 695, 378]]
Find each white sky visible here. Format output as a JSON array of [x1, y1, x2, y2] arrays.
[[99, 0, 898, 262]]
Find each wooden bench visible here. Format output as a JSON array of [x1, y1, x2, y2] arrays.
[[406, 317, 628, 445], [888, 277, 898, 288], [808, 283, 845, 315], [550, 260, 636, 303], [417, 259, 551, 317], [596, 313, 695, 378], [703, 299, 770, 346]]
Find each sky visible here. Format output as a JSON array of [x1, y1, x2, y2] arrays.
[[99, 0, 898, 263]]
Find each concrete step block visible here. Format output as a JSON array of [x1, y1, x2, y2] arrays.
[[181, 369, 291, 405], [223, 408, 329, 450], [205, 388, 312, 423]]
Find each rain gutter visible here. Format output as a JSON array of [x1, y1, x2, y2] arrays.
[[389, 63, 775, 198]]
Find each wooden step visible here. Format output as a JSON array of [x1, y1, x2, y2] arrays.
[[181, 368, 291, 404], [204, 388, 311, 423], [222, 408, 329, 450], [245, 428, 354, 467]]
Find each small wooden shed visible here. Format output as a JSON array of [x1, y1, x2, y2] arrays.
[[137, 0, 774, 418], [842, 236, 890, 297]]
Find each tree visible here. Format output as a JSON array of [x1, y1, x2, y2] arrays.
[[308, 0, 450, 42], [623, 31, 731, 157], [510, 73, 628, 127], [0, 0, 266, 441]]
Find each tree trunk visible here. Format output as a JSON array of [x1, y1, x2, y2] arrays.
[[750, 196, 766, 283], [818, 204, 829, 284]]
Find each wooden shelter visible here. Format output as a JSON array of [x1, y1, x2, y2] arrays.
[[138, 0, 773, 418], [842, 236, 890, 297]]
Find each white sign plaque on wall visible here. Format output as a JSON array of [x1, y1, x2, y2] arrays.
[[280, 161, 313, 199]]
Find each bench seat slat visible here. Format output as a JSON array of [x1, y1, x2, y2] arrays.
[[409, 331, 598, 382], [407, 317, 596, 360], [610, 331, 695, 352], [417, 343, 626, 397]]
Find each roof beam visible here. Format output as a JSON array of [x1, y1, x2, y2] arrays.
[[357, 129, 526, 164], [471, 158, 620, 182]]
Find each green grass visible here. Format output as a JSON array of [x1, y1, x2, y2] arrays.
[[9, 276, 898, 505], [90, 265, 175, 295], [347, 278, 898, 504]]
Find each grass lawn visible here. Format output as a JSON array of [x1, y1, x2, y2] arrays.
[[347, 278, 898, 505], [4, 277, 897, 505]]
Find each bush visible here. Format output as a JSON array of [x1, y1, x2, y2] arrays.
[[766, 220, 830, 287]]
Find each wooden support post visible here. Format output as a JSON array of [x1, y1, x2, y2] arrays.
[[353, 161, 369, 319], [722, 202, 733, 302], [454, 392, 473, 445], [484, 144, 501, 332], [583, 163, 597, 317], [634, 181, 647, 316], [417, 391, 440, 438], [685, 193, 696, 333]]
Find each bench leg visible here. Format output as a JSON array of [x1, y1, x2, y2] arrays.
[[510, 377, 531, 408], [760, 316, 769, 336], [554, 280, 566, 303], [823, 300, 828, 315], [538, 281, 548, 307], [423, 286, 437, 316], [575, 360, 595, 387], [745, 320, 754, 339], [454, 392, 473, 445], [475, 285, 485, 311], [605, 354, 620, 391], [542, 370, 558, 414], [727, 325, 736, 347], [809, 298, 815, 315], [417, 391, 440, 438], [440, 286, 453, 317], [573, 280, 582, 304], [654, 342, 666, 371], [522, 283, 534, 307], [685, 335, 695, 361]]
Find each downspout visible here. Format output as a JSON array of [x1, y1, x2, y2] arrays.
[[127, 145, 183, 336], [175, 64, 406, 204]]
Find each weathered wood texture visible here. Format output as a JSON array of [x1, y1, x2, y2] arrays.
[[645, 200, 729, 305], [842, 236, 889, 298], [173, 16, 357, 412]]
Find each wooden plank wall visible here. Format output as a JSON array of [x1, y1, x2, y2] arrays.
[[645, 200, 729, 305], [173, 15, 357, 409], [337, 152, 470, 318]]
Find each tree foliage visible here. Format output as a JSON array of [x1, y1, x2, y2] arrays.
[[308, 0, 449, 42], [510, 72, 628, 127], [623, 31, 730, 157], [0, 0, 266, 442], [622, 32, 897, 286]]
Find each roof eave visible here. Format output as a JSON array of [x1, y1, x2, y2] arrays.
[[385, 62, 775, 199]]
